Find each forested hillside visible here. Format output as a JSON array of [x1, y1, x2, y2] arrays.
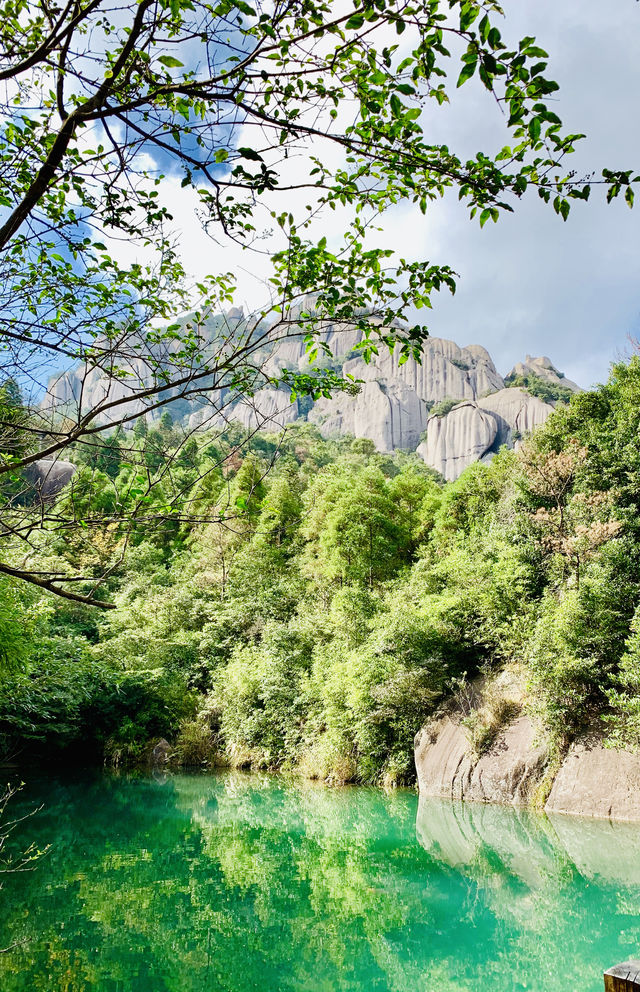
[[2, 356, 640, 785]]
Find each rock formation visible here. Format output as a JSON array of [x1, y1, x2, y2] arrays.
[[308, 336, 507, 459], [416, 388, 555, 481], [304, 337, 574, 479], [24, 458, 77, 500], [507, 354, 581, 394], [42, 305, 578, 481]]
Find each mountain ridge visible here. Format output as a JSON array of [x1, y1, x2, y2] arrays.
[[43, 310, 580, 481]]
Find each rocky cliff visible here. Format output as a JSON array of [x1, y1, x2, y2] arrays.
[[43, 307, 580, 481]]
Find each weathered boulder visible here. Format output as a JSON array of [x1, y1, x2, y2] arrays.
[[507, 354, 581, 394], [416, 387, 555, 480], [366, 336, 504, 403], [416, 403, 498, 481], [478, 387, 554, 446], [545, 738, 640, 821], [414, 703, 640, 823], [309, 378, 427, 452], [414, 715, 471, 800], [24, 458, 76, 499], [150, 738, 171, 766]]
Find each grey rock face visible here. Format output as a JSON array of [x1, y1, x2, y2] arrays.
[[478, 386, 555, 443], [42, 307, 574, 479], [309, 335, 506, 462], [545, 738, 640, 821], [416, 388, 555, 481], [507, 354, 581, 394], [414, 714, 548, 806], [414, 705, 640, 822], [416, 403, 498, 482], [150, 739, 171, 766], [24, 458, 76, 500], [310, 379, 427, 452]]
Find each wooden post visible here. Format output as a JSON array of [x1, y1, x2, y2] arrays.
[[604, 962, 640, 991]]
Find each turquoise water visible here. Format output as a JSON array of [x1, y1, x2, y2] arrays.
[[1, 771, 639, 991]]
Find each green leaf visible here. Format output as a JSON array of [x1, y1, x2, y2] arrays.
[[457, 60, 477, 88], [460, 3, 480, 32], [528, 117, 541, 142], [345, 13, 364, 30], [158, 55, 184, 68], [390, 93, 403, 118], [237, 147, 263, 161]]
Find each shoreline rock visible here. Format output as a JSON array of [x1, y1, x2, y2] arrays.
[[415, 709, 640, 823]]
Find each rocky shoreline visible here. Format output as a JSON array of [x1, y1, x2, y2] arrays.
[[415, 708, 640, 822]]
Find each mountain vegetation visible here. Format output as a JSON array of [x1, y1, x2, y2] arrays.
[[504, 371, 576, 406], [2, 354, 640, 784]]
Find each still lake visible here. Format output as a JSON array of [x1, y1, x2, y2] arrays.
[[1, 770, 639, 991]]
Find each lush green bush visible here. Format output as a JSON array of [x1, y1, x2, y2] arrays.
[[0, 636, 197, 762], [505, 371, 575, 405]]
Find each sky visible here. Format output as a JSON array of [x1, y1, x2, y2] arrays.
[[151, 0, 640, 390], [416, 0, 640, 388]]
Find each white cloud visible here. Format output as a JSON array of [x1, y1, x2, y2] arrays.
[[104, 0, 640, 386]]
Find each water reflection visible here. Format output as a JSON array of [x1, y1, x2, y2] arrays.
[[416, 795, 640, 886], [0, 771, 638, 992]]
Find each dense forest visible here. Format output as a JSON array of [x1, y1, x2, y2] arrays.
[[2, 356, 640, 787]]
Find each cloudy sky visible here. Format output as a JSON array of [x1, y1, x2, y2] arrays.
[[160, 0, 640, 389], [418, 0, 640, 388]]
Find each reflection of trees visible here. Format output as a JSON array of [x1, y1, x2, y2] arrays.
[[1, 775, 640, 992]]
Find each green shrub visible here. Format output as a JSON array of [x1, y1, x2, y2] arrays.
[[430, 396, 459, 418], [0, 639, 197, 762], [606, 606, 640, 749], [172, 716, 218, 766]]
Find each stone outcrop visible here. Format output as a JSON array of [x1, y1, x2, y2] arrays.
[[415, 691, 640, 822], [309, 378, 427, 452], [24, 458, 76, 499], [416, 403, 499, 481], [416, 388, 555, 481], [507, 354, 581, 393], [150, 738, 172, 766], [415, 714, 549, 806], [308, 336, 507, 460], [546, 739, 640, 821]]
